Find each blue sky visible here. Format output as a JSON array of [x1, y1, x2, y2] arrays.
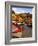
[[12, 7, 32, 14]]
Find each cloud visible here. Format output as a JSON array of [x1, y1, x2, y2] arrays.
[[12, 7, 32, 14]]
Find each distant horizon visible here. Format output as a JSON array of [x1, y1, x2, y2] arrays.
[[12, 7, 32, 14]]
